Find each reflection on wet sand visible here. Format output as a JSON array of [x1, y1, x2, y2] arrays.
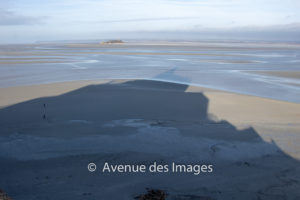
[[0, 41, 300, 102]]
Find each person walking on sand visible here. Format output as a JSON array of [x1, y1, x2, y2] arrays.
[[43, 103, 46, 119]]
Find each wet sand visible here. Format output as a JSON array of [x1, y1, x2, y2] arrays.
[[0, 79, 299, 199], [247, 70, 300, 80], [1, 41, 300, 103]]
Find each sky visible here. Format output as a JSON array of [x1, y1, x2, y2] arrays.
[[0, 0, 300, 43]]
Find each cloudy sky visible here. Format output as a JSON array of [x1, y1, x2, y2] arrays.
[[1, 0, 300, 43]]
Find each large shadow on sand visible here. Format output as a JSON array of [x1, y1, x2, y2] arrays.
[[0, 69, 299, 200]]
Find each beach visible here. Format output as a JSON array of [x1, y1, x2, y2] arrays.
[[1, 0, 300, 198], [0, 41, 300, 199], [0, 78, 299, 199], [1, 41, 300, 103]]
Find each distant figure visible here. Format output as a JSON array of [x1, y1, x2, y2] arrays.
[[43, 103, 46, 120]]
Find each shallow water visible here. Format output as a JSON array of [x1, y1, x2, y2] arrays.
[[0, 42, 300, 103]]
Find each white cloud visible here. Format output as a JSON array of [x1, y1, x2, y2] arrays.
[[0, 0, 300, 42], [0, 8, 44, 25]]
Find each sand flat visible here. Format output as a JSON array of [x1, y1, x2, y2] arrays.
[[1, 42, 300, 103], [1, 79, 299, 124], [246, 70, 300, 80]]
